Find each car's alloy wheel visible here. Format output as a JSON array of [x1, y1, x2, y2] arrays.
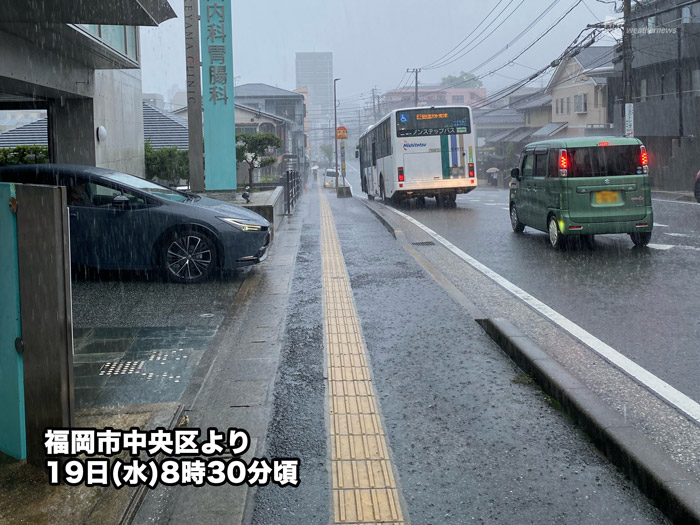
[[548, 216, 565, 249], [510, 205, 525, 233], [165, 231, 216, 284]]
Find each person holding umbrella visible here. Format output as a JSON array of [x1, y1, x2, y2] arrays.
[[486, 167, 500, 187]]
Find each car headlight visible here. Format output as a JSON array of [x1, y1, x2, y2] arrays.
[[218, 217, 263, 231]]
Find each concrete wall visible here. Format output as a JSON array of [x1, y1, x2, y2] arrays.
[[48, 97, 96, 165], [94, 69, 145, 177]]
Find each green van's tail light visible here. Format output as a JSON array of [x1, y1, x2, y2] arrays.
[[569, 225, 583, 230], [398, 167, 405, 182], [635, 222, 649, 228], [640, 146, 649, 174], [558, 149, 568, 177], [598, 141, 610, 146], [468, 163, 475, 177]]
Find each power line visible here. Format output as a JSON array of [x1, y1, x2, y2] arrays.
[[420, 0, 508, 69]]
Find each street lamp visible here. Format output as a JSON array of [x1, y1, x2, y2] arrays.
[[334, 78, 340, 190]]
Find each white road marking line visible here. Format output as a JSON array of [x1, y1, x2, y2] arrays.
[[653, 223, 669, 227], [648, 244, 674, 250], [384, 205, 700, 424], [654, 198, 699, 206], [664, 232, 693, 238]]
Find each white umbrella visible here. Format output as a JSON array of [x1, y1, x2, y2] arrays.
[[486, 167, 500, 173]]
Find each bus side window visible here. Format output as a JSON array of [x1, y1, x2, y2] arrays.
[[372, 142, 376, 165]]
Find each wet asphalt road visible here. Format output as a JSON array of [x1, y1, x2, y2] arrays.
[[254, 187, 667, 524], [394, 189, 700, 405], [343, 160, 700, 404]]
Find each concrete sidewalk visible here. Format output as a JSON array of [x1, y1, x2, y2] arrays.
[[2, 185, 697, 523]]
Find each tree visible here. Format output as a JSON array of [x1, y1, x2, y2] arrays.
[[235, 133, 283, 189], [319, 144, 333, 165], [440, 71, 483, 88], [144, 140, 189, 184]]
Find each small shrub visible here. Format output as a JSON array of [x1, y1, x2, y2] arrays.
[[144, 140, 189, 184], [0, 145, 50, 165]]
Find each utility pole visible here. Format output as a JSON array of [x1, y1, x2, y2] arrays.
[[622, 0, 632, 135], [407, 68, 421, 106], [371, 87, 378, 122], [334, 78, 340, 190], [677, 4, 684, 139]]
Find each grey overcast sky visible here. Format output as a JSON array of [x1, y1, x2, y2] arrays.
[[140, 0, 621, 110]]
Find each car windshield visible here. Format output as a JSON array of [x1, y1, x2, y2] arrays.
[[105, 172, 191, 202]]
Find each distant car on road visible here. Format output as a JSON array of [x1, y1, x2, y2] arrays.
[[509, 137, 653, 248], [695, 169, 700, 203], [0, 164, 271, 283], [323, 168, 338, 189]]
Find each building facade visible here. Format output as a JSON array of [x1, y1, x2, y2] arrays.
[[0, 3, 175, 177], [610, 0, 700, 190], [295, 52, 333, 161]]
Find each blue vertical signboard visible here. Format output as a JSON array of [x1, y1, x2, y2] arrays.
[[0, 183, 26, 459], [200, 0, 236, 190]]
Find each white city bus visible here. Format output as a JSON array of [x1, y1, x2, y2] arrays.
[[357, 106, 477, 206]]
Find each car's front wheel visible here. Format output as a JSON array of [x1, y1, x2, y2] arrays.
[[510, 204, 525, 233], [163, 230, 217, 284]]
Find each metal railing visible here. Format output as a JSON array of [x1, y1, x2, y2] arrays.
[[284, 170, 301, 214]]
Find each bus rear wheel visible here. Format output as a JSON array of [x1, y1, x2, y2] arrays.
[[380, 178, 386, 201]]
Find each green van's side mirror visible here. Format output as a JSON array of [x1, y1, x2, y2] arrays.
[[355, 150, 359, 159], [511, 167, 520, 180]]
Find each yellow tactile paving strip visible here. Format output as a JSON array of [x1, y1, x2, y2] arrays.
[[320, 195, 407, 525]]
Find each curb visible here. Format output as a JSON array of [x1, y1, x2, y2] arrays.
[[478, 317, 700, 525]]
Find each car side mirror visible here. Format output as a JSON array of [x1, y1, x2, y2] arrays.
[[355, 150, 359, 159], [112, 194, 130, 210], [511, 168, 521, 180]]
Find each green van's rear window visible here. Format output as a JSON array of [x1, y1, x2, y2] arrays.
[[567, 146, 644, 178]]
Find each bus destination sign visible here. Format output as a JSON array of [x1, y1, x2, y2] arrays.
[[397, 108, 471, 137]]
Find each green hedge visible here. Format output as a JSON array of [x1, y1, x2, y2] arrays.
[[145, 140, 189, 184], [0, 145, 49, 165]]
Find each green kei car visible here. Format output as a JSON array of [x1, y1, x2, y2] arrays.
[[509, 136, 653, 248]]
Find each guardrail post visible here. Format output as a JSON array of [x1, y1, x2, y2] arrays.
[[284, 170, 291, 214]]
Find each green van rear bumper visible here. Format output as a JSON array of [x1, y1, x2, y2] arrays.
[[557, 207, 654, 235]]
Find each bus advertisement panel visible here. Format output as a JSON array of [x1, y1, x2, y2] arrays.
[[358, 106, 477, 206]]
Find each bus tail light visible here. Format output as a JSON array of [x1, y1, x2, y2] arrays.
[[398, 167, 405, 182], [640, 146, 649, 174], [468, 163, 475, 177], [559, 149, 568, 178]]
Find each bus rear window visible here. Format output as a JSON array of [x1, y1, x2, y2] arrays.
[[567, 146, 644, 178], [396, 107, 471, 137]]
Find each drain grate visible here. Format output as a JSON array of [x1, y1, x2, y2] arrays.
[[99, 361, 145, 376], [412, 241, 436, 246]]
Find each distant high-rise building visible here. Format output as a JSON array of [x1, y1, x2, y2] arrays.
[[295, 52, 333, 160]]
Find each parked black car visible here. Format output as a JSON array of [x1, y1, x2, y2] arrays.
[[0, 164, 271, 283]]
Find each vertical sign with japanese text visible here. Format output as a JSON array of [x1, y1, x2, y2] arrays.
[[200, 0, 236, 190]]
